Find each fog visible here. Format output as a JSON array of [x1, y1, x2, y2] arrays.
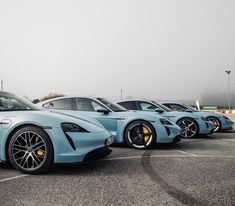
[[0, 0, 234, 105]]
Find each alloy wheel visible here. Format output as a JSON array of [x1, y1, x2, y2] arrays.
[[11, 131, 47, 171], [127, 123, 153, 148], [178, 119, 198, 138]]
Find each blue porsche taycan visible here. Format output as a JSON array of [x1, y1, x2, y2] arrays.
[[38, 96, 182, 149], [0, 92, 113, 174], [117, 100, 215, 139], [160, 102, 234, 132]]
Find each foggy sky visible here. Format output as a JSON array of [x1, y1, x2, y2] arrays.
[[0, 0, 234, 104]]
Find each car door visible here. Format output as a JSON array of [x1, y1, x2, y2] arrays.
[[74, 98, 118, 134]]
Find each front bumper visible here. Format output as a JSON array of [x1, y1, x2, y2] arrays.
[[84, 146, 112, 161], [172, 135, 181, 143], [221, 119, 234, 130], [199, 120, 215, 134]]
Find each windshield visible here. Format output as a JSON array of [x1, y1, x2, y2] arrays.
[[98, 98, 127, 112], [182, 103, 198, 112], [152, 101, 172, 112], [0, 92, 39, 111]]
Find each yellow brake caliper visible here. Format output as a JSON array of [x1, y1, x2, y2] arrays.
[[37, 150, 44, 156], [35, 136, 45, 156], [143, 127, 150, 143]]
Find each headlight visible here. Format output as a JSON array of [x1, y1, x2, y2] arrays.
[[106, 136, 114, 146], [61, 122, 89, 132], [160, 118, 173, 125]]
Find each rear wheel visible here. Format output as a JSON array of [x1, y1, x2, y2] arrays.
[[177, 118, 199, 138], [124, 120, 156, 149], [206, 117, 221, 132], [8, 126, 53, 174]]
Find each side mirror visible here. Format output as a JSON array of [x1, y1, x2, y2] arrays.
[[154, 108, 164, 114], [185, 109, 193, 113], [97, 108, 109, 114]]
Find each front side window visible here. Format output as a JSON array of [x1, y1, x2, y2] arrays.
[[75, 98, 106, 112], [118, 101, 138, 110], [139, 102, 158, 111], [97, 98, 127, 112], [168, 104, 186, 112], [43, 99, 72, 110], [0, 93, 38, 111]]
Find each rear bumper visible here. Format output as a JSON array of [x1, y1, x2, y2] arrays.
[[83, 147, 112, 161]]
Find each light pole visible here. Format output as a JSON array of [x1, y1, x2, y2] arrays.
[[1, 79, 3, 91], [225, 70, 231, 111], [120, 88, 123, 100]]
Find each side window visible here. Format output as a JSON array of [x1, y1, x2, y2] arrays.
[[75, 98, 105, 112], [169, 104, 185, 112], [162, 103, 171, 109], [139, 102, 157, 111], [43, 99, 72, 110], [118, 101, 138, 110], [0, 96, 29, 110]]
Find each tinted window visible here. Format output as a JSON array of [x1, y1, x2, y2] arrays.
[[98, 98, 126, 112], [43, 99, 72, 110], [0, 92, 38, 111], [118, 101, 138, 110], [75, 98, 105, 111], [168, 104, 186, 112], [139, 102, 158, 111]]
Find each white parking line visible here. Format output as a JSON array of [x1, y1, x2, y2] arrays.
[[0, 154, 234, 183], [103, 154, 187, 161], [222, 139, 235, 142], [173, 149, 198, 156], [0, 175, 29, 183]]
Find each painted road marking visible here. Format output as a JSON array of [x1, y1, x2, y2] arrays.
[[173, 149, 198, 156], [0, 175, 29, 183], [222, 139, 235, 142], [102, 154, 235, 162], [1, 154, 235, 183], [102, 154, 187, 161]]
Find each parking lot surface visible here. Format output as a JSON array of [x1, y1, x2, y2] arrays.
[[0, 131, 235, 206]]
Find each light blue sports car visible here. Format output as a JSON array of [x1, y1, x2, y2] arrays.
[[117, 100, 215, 139], [38, 96, 182, 149], [160, 102, 234, 132], [0, 92, 113, 174]]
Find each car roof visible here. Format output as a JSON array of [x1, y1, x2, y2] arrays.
[[0, 91, 15, 96], [160, 101, 184, 105], [117, 99, 154, 103], [38, 95, 103, 105]]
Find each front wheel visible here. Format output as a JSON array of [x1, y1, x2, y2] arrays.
[[206, 117, 221, 132], [177, 118, 199, 138], [124, 120, 156, 149], [8, 126, 54, 174]]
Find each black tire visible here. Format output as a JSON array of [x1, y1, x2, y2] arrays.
[[177, 118, 199, 138], [206, 116, 221, 132], [8, 126, 54, 174], [124, 120, 156, 149]]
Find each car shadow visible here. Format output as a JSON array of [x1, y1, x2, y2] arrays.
[[218, 129, 235, 133]]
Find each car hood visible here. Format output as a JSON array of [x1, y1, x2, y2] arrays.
[[115, 110, 162, 121], [194, 111, 223, 118], [123, 110, 200, 120]]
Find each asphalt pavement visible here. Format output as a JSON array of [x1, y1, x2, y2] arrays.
[[0, 131, 235, 206]]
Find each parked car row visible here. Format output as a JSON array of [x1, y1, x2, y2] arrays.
[[0, 91, 234, 174]]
